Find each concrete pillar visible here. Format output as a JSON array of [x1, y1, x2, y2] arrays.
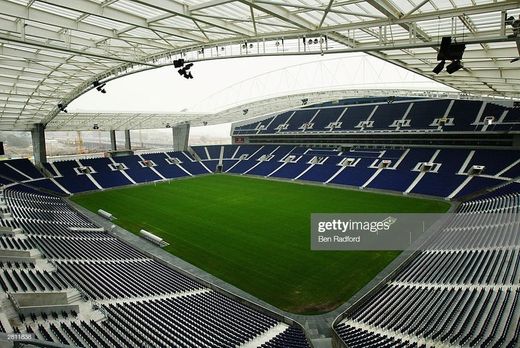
[[172, 123, 190, 151], [31, 123, 47, 167], [124, 130, 131, 150], [109, 130, 117, 151]]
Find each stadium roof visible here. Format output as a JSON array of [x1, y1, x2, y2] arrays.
[[47, 89, 496, 130], [0, 0, 519, 131]]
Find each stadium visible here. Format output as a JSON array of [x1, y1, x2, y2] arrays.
[[0, 1, 519, 348]]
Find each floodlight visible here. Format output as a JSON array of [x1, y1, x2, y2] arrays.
[[433, 60, 445, 74], [173, 59, 185, 68], [437, 37, 466, 61], [446, 60, 463, 74], [57, 103, 68, 113], [93, 81, 107, 93]]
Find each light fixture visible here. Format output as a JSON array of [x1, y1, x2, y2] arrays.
[[93, 124, 99, 130], [57, 103, 68, 113], [93, 81, 107, 94], [432, 60, 445, 74], [177, 62, 194, 79], [301, 98, 309, 105], [432, 37, 466, 74], [437, 37, 466, 61], [506, 15, 520, 62], [446, 60, 463, 74], [243, 109, 249, 115], [173, 59, 185, 68], [506, 15, 519, 37]]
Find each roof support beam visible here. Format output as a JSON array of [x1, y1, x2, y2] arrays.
[[318, 0, 335, 29], [0, 34, 157, 66], [1, 1, 189, 51], [39, 0, 207, 43], [191, 0, 235, 11], [386, 47, 519, 60], [238, 0, 316, 30], [252, 0, 384, 19], [317, 1, 520, 34], [403, 0, 430, 18], [365, 0, 430, 41], [130, 0, 255, 37]]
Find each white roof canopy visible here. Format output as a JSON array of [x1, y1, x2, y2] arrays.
[[0, 0, 519, 131]]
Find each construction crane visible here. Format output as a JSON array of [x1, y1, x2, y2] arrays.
[[76, 131, 85, 154]]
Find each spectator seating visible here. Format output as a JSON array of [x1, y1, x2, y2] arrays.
[[196, 145, 519, 199], [233, 98, 520, 135], [0, 184, 310, 347], [1, 144, 517, 200], [334, 192, 520, 347]]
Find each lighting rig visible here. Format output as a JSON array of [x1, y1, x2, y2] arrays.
[[174, 58, 194, 79], [433, 37, 466, 74]]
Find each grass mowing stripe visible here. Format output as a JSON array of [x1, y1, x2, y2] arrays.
[[72, 174, 450, 314]]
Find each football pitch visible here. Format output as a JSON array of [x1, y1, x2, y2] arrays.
[[71, 174, 450, 314]]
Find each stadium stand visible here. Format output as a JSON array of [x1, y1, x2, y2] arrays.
[[0, 184, 311, 347], [78, 157, 133, 189], [193, 144, 517, 199], [0, 142, 518, 201], [333, 193, 520, 347], [2, 0, 520, 345], [233, 99, 520, 135], [0, 96, 518, 347]]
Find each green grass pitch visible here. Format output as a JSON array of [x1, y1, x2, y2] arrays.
[[72, 174, 450, 314]]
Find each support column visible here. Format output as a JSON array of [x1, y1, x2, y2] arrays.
[[124, 130, 131, 150], [109, 130, 117, 151], [172, 123, 190, 151], [31, 123, 47, 167]]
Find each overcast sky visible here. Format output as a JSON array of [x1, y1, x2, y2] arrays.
[[68, 52, 451, 142]]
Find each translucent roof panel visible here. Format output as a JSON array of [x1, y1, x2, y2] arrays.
[[0, 0, 518, 130]]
